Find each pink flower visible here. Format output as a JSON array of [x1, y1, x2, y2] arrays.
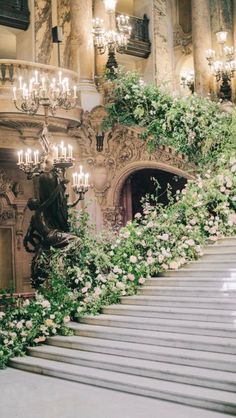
[[147, 256, 154, 265], [82, 287, 88, 293], [138, 277, 145, 284], [26, 320, 33, 329], [127, 273, 135, 281], [169, 261, 179, 270]]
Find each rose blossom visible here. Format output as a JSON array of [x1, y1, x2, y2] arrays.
[[130, 255, 137, 263], [138, 277, 145, 284], [127, 273, 135, 281]]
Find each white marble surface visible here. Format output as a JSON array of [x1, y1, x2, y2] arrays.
[[0, 368, 233, 418]]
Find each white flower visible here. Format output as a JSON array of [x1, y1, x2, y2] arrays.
[[41, 300, 51, 309], [130, 255, 137, 263], [63, 316, 70, 323], [123, 230, 130, 238], [135, 213, 142, 219], [169, 261, 179, 270], [0, 312, 5, 319], [161, 234, 169, 241], [26, 320, 33, 329], [116, 282, 125, 289], [185, 239, 195, 247], [94, 287, 102, 296]]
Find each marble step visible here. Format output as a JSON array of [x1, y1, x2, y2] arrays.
[[79, 315, 236, 338], [203, 244, 236, 254], [184, 262, 236, 270], [69, 323, 236, 354], [47, 335, 236, 372], [146, 277, 236, 287], [139, 285, 236, 297], [121, 295, 236, 309], [9, 356, 236, 414], [163, 269, 236, 278], [201, 253, 236, 261], [212, 237, 236, 245], [102, 304, 236, 323], [28, 345, 236, 392]]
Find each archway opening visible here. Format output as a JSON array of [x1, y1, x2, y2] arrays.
[[120, 168, 187, 224]]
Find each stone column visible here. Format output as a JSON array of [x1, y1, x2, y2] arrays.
[[94, 0, 109, 79], [70, 0, 102, 109], [153, 0, 174, 90], [192, 0, 212, 96], [70, 0, 94, 81]]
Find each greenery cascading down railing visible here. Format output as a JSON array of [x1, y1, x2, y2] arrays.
[[1, 69, 236, 368]]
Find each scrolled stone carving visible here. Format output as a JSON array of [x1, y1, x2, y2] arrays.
[[102, 206, 124, 229], [174, 23, 192, 55], [0, 169, 13, 194]]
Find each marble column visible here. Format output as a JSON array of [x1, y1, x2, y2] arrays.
[[94, 0, 109, 79], [192, 0, 212, 96], [153, 0, 174, 90], [70, 0, 102, 109], [70, 0, 94, 81]]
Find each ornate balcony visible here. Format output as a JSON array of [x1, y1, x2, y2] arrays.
[[117, 14, 151, 59], [0, 59, 82, 137], [0, 0, 30, 30]]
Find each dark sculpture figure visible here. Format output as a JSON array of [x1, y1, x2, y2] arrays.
[[23, 152, 78, 288]]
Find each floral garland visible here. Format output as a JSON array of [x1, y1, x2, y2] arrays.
[[1, 76, 236, 368]]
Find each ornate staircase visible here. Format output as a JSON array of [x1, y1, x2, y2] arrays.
[[10, 237, 236, 415]]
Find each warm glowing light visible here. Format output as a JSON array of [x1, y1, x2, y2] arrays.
[[103, 0, 117, 13], [216, 30, 228, 44]]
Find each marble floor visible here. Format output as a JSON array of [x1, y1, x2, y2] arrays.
[[0, 368, 233, 418]]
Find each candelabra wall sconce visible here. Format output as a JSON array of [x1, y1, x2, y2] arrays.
[[92, 0, 132, 76], [13, 70, 90, 288], [206, 29, 236, 101], [180, 70, 195, 94]]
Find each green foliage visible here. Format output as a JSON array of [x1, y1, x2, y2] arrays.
[[102, 69, 236, 167]]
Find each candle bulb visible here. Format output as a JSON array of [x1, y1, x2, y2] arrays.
[[18, 150, 23, 164], [41, 77, 46, 90], [53, 146, 58, 160], [19, 76, 22, 90], [73, 85, 77, 99], [79, 165, 83, 175], [34, 150, 39, 164], [35, 70, 39, 84], [85, 173, 89, 187], [60, 141, 64, 158], [27, 149, 32, 163], [68, 145, 73, 158], [13, 86, 17, 101], [59, 71, 62, 84]]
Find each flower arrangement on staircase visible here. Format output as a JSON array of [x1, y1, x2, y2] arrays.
[[1, 70, 236, 368]]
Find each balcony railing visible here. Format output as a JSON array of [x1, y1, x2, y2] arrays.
[[116, 13, 151, 59], [0, 0, 30, 30]]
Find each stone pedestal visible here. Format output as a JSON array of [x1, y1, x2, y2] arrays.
[[192, 0, 212, 96]]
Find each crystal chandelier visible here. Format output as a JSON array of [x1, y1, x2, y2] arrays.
[[14, 69, 89, 204], [206, 29, 236, 101], [92, 0, 132, 75], [13, 70, 78, 122]]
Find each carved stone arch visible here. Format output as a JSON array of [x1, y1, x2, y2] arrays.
[[103, 160, 194, 228], [110, 160, 194, 208]]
